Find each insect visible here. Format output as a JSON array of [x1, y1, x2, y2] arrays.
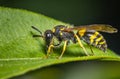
[[31, 26, 60, 57], [32, 24, 118, 59]]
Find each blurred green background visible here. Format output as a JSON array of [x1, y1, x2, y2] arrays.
[[0, 0, 120, 79]]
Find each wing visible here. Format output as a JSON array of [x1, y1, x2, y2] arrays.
[[63, 24, 118, 33]]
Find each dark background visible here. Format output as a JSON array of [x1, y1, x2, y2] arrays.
[[0, 0, 119, 53]]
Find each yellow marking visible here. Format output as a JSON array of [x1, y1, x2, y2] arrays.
[[47, 45, 54, 54], [78, 29, 86, 37], [60, 32, 63, 36], [95, 36, 103, 45], [99, 41, 105, 45], [74, 34, 89, 56], [59, 40, 68, 59], [52, 28, 55, 32], [60, 28, 65, 30], [95, 41, 99, 46], [47, 37, 54, 57], [90, 32, 99, 44]]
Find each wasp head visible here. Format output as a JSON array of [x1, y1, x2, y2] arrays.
[[44, 30, 54, 48]]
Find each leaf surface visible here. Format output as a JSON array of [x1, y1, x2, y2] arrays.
[[0, 7, 119, 79]]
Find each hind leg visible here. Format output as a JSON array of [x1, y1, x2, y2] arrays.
[[74, 34, 89, 56], [59, 40, 68, 59]]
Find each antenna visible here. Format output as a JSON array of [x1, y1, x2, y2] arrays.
[[31, 26, 42, 35], [31, 26, 44, 38]]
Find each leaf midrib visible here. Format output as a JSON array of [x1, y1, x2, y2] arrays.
[[0, 56, 120, 61]]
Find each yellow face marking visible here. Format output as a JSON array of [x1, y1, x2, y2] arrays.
[[60, 32, 63, 36], [60, 28, 65, 30], [78, 29, 86, 37], [95, 36, 103, 45], [90, 32, 99, 44], [52, 28, 55, 32]]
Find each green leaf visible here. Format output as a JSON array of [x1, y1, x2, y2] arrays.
[[0, 7, 119, 79]]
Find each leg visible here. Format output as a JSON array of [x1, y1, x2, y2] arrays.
[[74, 34, 89, 56], [33, 35, 43, 37], [59, 40, 68, 59], [47, 44, 54, 57], [89, 44, 94, 55]]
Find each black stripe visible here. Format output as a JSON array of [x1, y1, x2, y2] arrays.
[[92, 33, 102, 46], [97, 38, 105, 45]]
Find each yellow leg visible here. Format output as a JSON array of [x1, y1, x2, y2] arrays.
[[47, 44, 54, 57], [74, 34, 89, 56], [59, 40, 68, 59]]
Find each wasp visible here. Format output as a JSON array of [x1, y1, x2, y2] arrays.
[[32, 24, 118, 59]]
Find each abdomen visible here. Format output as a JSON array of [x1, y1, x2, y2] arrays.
[[77, 30, 107, 52]]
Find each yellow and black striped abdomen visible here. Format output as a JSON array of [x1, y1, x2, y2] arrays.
[[77, 30, 107, 52]]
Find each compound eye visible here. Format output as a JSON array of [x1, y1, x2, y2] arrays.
[[44, 30, 53, 38], [47, 33, 52, 37]]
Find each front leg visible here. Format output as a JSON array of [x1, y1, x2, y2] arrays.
[[46, 44, 54, 58]]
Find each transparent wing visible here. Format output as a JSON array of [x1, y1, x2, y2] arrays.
[[63, 24, 118, 33]]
